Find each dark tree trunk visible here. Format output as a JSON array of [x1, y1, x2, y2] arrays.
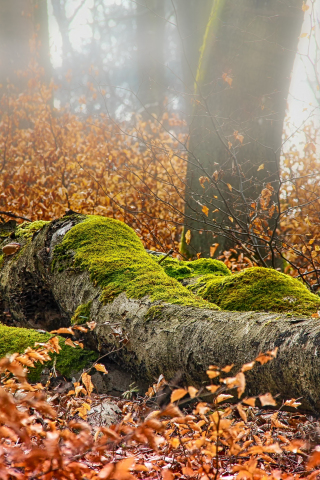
[[1, 215, 320, 412], [182, 0, 304, 259]]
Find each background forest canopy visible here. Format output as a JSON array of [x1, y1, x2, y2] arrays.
[[1, 0, 320, 288]]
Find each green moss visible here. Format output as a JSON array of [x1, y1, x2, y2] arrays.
[[196, 267, 320, 315], [160, 257, 231, 281], [0, 323, 97, 382], [16, 220, 50, 239], [146, 305, 165, 322], [0, 253, 4, 270], [53, 215, 220, 310], [71, 301, 92, 325]]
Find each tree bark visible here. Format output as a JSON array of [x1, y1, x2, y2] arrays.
[[1, 215, 320, 412], [182, 0, 304, 259]]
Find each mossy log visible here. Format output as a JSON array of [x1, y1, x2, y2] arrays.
[[1, 214, 320, 411]]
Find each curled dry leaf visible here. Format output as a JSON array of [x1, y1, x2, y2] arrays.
[[94, 363, 108, 374]]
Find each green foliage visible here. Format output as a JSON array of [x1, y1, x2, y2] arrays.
[[53, 215, 220, 310], [71, 301, 92, 325], [196, 267, 320, 315], [160, 257, 231, 281], [0, 323, 97, 382], [0, 253, 4, 270]]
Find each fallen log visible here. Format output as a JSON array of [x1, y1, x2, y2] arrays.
[[1, 213, 320, 412]]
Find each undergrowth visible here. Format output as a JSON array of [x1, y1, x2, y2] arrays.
[[1, 326, 320, 479]]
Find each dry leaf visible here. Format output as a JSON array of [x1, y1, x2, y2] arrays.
[[216, 394, 233, 403], [259, 392, 276, 406], [170, 388, 188, 403], [94, 363, 108, 374], [243, 397, 256, 407], [81, 372, 94, 396], [185, 230, 191, 245], [188, 386, 198, 398], [257, 164, 264, 171], [202, 205, 209, 217]]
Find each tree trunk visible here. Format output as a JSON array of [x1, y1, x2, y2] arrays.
[[182, 0, 304, 259], [135, 0, 166, 116], [1, 214, 320, 412], [0, 0, 51, 88]]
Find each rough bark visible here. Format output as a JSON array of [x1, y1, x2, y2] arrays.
[[1, 215, 320, 412], [183, 0, 304, 258]]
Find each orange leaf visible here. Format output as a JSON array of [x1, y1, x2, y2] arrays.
[[259, 392, 276, 406], [94, 363, 108, 374], [202, 205, 209, 216], [170, 388, 188, 403], [185, 230, 191, 245]]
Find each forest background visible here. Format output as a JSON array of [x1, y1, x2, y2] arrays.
[[0, 0, 320, 286], [1, 2, 320, 479]]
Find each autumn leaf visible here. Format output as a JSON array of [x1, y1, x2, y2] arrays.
[[222, 72, 233, 86], [50, 327, 74, 335], [199, 176, 209, 188], [171, 388, 188, 403], [216, 394, 233, 403], [94, 363, 108, 374], [233, 130, 244, 144], [188, 386, 198, 398], [185, 229, 191, 245], [257, 163, 264, 171], [226, 183, 232, 192], [65, 338, 76, 348], [202, 205, 209, 217], [243, 397, 256, 407], [259, 392, 276, 406], [302, 1, 310, 11], [210, 243, 219, 257], [81, 372, 94, 396]]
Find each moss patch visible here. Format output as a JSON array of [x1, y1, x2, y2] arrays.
[[0, 323, 98, 382], [71, 301, 92, 325], [159, 257, 231, 281], [0, 253, 4, 270], [16, 220, 50, 239], [145, 305, 165, 322], [196, 267, 320, 315], [53, 215, 220, 310]]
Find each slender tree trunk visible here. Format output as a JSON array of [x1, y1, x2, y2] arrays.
[[135, 0, 166, 116], [0, 0, 51, 88], [1, 214, 320, 412], [182, 0, 304, 258]]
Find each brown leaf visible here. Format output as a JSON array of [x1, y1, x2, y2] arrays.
[[243, 397, 256, 407], [50, 327, 74, 335], [94, 363, 108, 374], [259, 392, 276, 406], [171, 388, 188, 403], [81, 372, 94, 396]]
